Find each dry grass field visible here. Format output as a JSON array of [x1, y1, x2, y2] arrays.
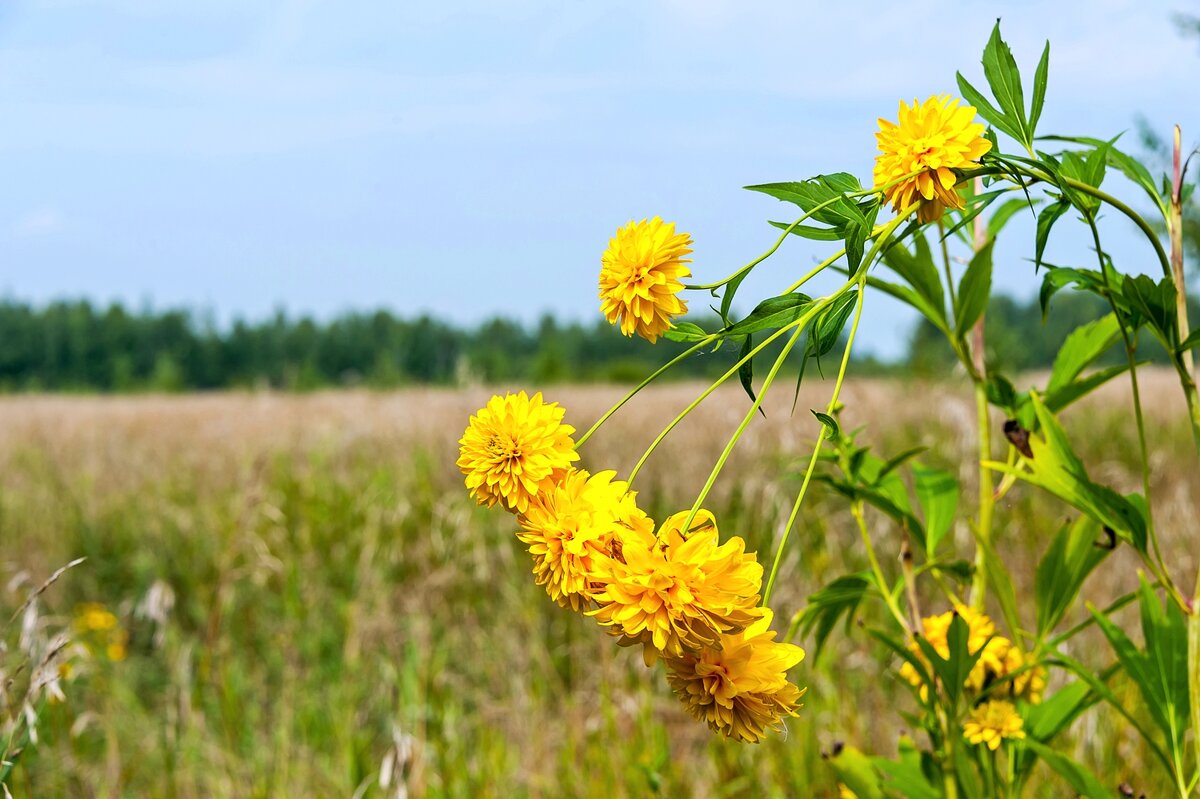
[[1, 373, 1196, 797]]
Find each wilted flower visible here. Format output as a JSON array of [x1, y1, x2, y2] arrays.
[[516, 468, 652, 611], [873, 95, 991, 223], [664, 609, 805, 743], [963, 700, 1025, 750], [599, 217, 692, 343], [590, 510, 762, 660], [457, 391, 579, 514]]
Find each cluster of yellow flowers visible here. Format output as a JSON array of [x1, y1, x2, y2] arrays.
[[899, 606, 1043, 749], [72, 602, 128, 663], [457, 390, 805, 742]]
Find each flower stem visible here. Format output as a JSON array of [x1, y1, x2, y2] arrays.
[[575, 334, 718, 448], [969, 380, 994, 611], [852, 500, 910, 633]]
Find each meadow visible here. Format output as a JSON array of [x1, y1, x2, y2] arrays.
[[1, 373, 1196, 797]]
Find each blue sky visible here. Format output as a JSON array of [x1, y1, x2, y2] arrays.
[[1, 0, 1198, 358]]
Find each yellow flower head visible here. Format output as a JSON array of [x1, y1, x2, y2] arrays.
[[664, 609, 806, 743], [72, 602, 128, 663], [873, 95, 991, 223], [516, 468, 653, 611], [590, 510, 762, 659], [457, 391, 579, 514], [968, 637, 1046, 704], [963, 700, 1025, 750], [599, 217, 693, 343]]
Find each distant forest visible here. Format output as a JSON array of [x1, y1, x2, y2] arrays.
[[0, 293, 1192, 392]]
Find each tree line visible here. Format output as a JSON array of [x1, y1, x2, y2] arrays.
[[0, 293, 1190, 392]]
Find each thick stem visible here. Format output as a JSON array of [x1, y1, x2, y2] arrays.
[[969, 381, 994, 611]]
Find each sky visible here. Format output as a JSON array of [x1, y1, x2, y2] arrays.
[[1, 0, 1198, 359]]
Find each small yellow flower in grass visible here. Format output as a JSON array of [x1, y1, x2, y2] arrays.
[[873, 95, 992, 224], [457, 391, 579, 514], [899, 605, 995, 697], [516, 468, 653, 611], [963, 700, 1025, 750], [590, 509, 762, 660], [664, 609, 806, 743], [599, 217, 692, 343]]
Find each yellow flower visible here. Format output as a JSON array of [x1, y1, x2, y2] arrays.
[[516, 468, 653, 611], [968, 638, 1046, 704], [457, 391, 579, 514], [664, 609, 806, 743], [590, 510, 762, 660], [599, 217, 692, 343], [963, 700, 1025, 750], [873, 95, 991, 224], [74, 602, 118, 633]]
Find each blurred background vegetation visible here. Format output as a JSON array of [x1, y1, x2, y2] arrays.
[[3, 291, 1198, 391]]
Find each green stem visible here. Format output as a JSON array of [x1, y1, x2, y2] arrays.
[[679, 322, 805, 532], [969, 381, 994, 611], [852, 500, 910, 633], [625, 308, 822, 485], [1002, 159, 1172, 279], [937, 219, 958, 310], [763, 278, 868, 605], [575, 334, 718, 448]]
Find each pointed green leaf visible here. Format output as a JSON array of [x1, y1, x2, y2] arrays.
[[955, 237, 994, 337], [982, 21, 1029, 143], [812, 410, 840, 441], [798, 573, 870, 660], [1035, 200, 1070, 270], [1034, 517, 1110, 637], [1046, 313, 1121, 394], [723, 292, 814, 337], [662, 321, 710, 343], [912, 463, 958, 556], [956, 72, 1022, 144], [1029, 41, 1050, 135]]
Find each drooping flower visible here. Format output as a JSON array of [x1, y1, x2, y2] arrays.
[[664, 609, 806, 743], [963, 700, 1025, 750], [873, 95, 992, 223], [516, 468, 653, 611], [590, 510, 762, 660], [599, 217, 693, 343], [457, 391, 579, 514]]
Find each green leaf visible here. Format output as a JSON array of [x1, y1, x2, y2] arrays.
[[1045, 313, 1120, 394], [662, 321, 710, 343], [812, 410, 840, 441], [955, 237, 994, 337], [736, 334, 759, 410], [1024, 680, 1096, 743], [865, 276, 952, 338], [1043, 362, 1137, 414], [1177, 328, 1200, 354], [912, 463, 957, 556], [1122, 273, 1178, 349], [1021, 740, 1117, 798], [828, 745, 886, 799], [1034, 200, 1069, 271], [882, 234, 945, 326], [872, 755, 940, 799], [798, 573, 869, 660], [723, 292, 814, 337], [915, 613, 985, 705], [956, 72, 1022, 145], [1041, 135, 1163, 215], [1090, 584, 1191, 768], [982, 21, 1029, 144], [807, 290, 859, 360], [745, 175, 865, 231], [986, 393, 1148, 552], [986, 372, 1018, 411], [768, 219, 842, 241], [986, 196, 1034, 238], [1028, 41, 1050, 135], [1034, 517, 1110, 638]]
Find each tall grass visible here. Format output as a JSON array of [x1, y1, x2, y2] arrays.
[[1, 374, 1195, 796]]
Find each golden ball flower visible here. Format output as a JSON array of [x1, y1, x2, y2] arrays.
[[589, 509, 762, 660], [516, 468, 652, 611], [457, 391, 579, 514], [664, 609, 806, 743], [963, 700, 1025, 750], [873, 95, 992, 224], [599, 216, 692, 343]]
